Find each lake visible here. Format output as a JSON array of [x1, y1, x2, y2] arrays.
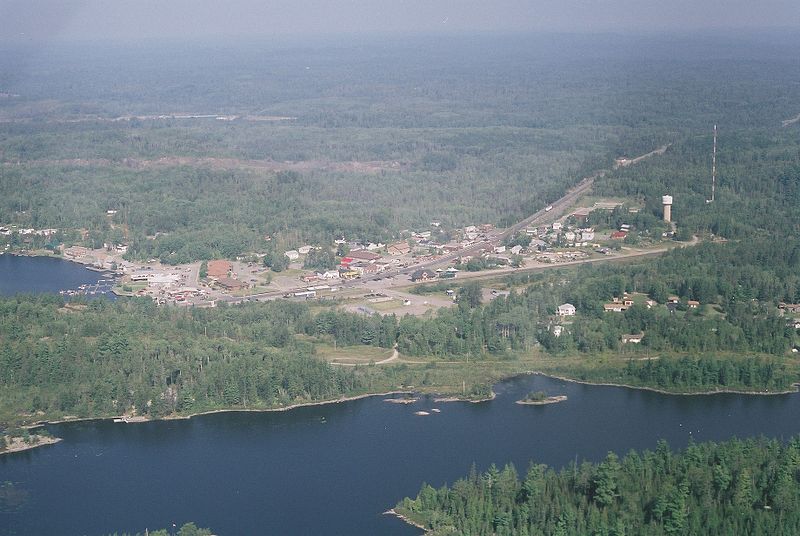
[[0, 254, 114, 297], [2, 374, 799, 536]]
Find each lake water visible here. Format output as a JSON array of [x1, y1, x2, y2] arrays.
[[0, 254, 113, 297], [2, 374, 800, 536]]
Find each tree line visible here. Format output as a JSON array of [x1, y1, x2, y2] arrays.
[[396, 436, 800, 535]]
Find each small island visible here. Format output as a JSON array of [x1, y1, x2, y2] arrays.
[[1, 432, 62, 456], [516, 390, 567, 405]]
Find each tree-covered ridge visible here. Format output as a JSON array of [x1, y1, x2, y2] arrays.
[[397, 436, 800, 535]]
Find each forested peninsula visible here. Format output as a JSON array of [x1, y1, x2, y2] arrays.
[[396, 436, 800, 535]]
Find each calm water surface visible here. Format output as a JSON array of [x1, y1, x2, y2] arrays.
[[0, 254, 111, 296], [2, 375, 800, 536]]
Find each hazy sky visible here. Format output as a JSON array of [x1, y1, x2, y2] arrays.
[[1, 0, 799, 43]]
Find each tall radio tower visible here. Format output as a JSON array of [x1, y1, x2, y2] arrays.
[[706, 125, 717, 203]]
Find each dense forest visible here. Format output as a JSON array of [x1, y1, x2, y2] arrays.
[[0, 295, 401, 425], [2, 35, 799, 261], [396, 436, 800, 535]]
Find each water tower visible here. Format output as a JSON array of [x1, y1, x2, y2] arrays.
[[662, 195, 673, 223]]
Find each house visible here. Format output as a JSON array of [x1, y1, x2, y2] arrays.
[[622, 333, 644, 344], [63, 246, 90, 259], [645, 299, 656, 309], [411, 269, 436, 282], [687, 300, 700, 309], [564, 231, 576, 242], [789, 320, 800, 330], [510, 245, 523, 255], [623, 298, 634, 307], [388, 242, 411, 256], [780, 303, 800, 314], [207, 260, 232, 278], [552, 222, 563, 231], [667, 296, 680, 304], [557, 303, 576, 316], [439, 267, 459, 279], [320, 270, 340, 280], [494, 245, 506, 254], [604, 303, 627, 312], [572, 208, 592, 222], [581, 230, 595, 241], [284, 250, 300, 261], [298, 245, 314, 255], [610, 231, 627, 240]]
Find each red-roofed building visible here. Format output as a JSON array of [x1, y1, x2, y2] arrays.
[[207, 260, 232, 278], [348, 250, 381, 262], [610, 231, 627, 240]]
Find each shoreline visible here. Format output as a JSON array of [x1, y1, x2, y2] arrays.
[[532, 372, 800, 397], [384, 509, 427, 532]]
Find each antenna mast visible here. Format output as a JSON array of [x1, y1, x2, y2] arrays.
[[707, 125, 717, 203]]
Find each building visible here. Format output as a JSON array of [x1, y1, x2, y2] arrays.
[[667, 296, 680, 304], [411, 269, 436, 282], [622, 333, 644, 344], [552, 325, 564, 338], [348, 250, 381, 262], [207, 260, 232, 278], [687, 300, 700, 309], [557, 303, 576, 316], [387, 242, 411, 256], [610, 231, 627, 240], [604, 303, 627, 312], [216, 277, 247, 291], [298, 245, 314, 255], [284, 250, 300, 261]]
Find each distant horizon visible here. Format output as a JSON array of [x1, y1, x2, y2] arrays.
[[1, 0, 798, 45], [2, 26, 800, 49]]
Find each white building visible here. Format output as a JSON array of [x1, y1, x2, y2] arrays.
[[557, 303, 576, 316], [284, 250, 300, 261]]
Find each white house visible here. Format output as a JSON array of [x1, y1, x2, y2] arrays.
[[581, 230, 595, 241], [320, 270, 340, 280], [298, 245, 314, 255], [510, 245, 523, 255], [564, 231, 576, 242], [557, 303, 576, 316], [284, 250, 300, 261]]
